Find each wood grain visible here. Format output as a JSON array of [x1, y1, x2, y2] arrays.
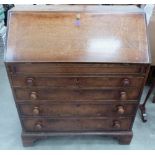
[[5, 5, 150, 145], [5, 6, 149, 63]]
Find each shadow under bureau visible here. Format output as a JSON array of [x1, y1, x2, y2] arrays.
[[5, 5, 150, 146]]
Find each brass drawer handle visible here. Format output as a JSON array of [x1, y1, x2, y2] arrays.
[[122, 78, 130, 86], [75, 13, 81, 27], [33, 107, 40, 115], [26, 77, 34, 86], [116, 105, 125, 114], [35, 122, 42, 130], [30, 92, 37, 100], [120, 91, 127, 100], [113, 120, 121, 129]]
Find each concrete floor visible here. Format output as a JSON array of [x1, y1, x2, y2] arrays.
[[0, 62, 155, 150]]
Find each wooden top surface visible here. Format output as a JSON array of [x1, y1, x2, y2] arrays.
[[5, 5, 150, 63], [148, 7, 155, 65]]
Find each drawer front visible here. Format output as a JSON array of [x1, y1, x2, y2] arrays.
[[22, 117, 132, 132], [19, 103, 137, 117], [8, 63, 145, 75], [14, 88, 140, 101], [11, 75, 144, 88]]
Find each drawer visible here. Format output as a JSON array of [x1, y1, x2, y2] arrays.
[[7, 63, 146, 75], [19, 103, 137, 117], [11, 75, 144, 88], [14, 88, 140, 101], [22, 117, 132, 132]]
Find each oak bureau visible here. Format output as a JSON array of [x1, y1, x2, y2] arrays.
[[5, 5, 150, 146]]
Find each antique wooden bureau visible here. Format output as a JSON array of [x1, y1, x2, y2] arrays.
[[5, 5, 150, 146]]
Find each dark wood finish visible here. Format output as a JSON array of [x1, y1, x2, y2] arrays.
[[21, 130, 133, 147], [19, 103, 137, 117], [14, 87, 141, 101], [11, 75, 144, 88], [17, 100, 139, 105], [7, 63, 147, 75], [5, 5, 150, 146], [117, 133, 133, 144], [22, 117, 132, 132], [21, 135, 37, 147]]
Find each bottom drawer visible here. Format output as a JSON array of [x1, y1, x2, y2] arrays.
[[22, 117, 132, 132]]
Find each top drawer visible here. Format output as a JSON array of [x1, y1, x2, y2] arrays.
[[7, 63, 147, 75]]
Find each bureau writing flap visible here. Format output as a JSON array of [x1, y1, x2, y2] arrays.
[[5, 5, 150, 63]]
